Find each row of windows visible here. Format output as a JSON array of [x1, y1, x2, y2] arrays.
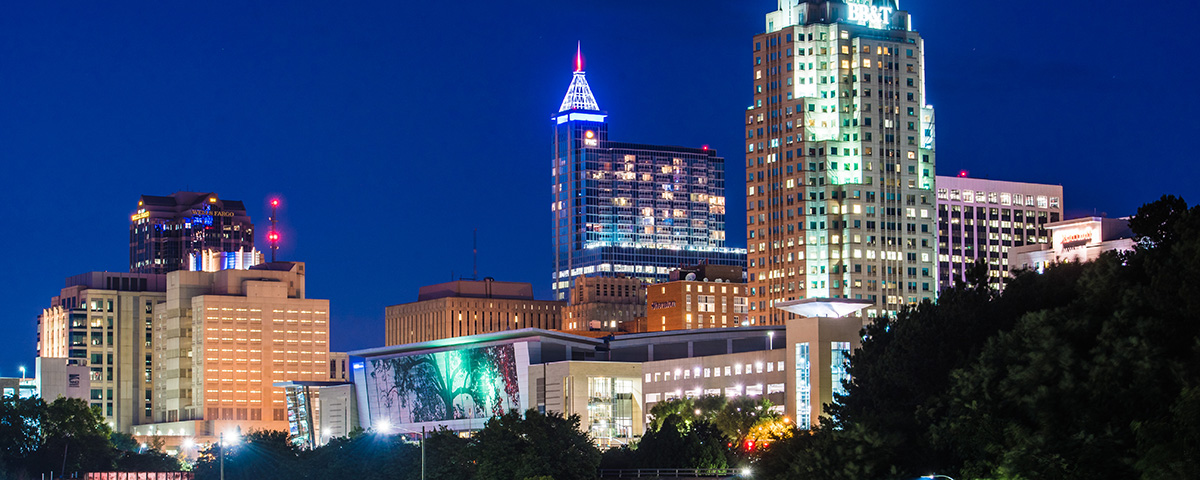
[[646, 361, 786, 383]]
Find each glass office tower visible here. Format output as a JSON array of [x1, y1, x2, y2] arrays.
[[551, 56, 745, 301]]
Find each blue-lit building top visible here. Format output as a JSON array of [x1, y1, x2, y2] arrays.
[[129, 192, 256, 274], [550, 58, 746, 300]]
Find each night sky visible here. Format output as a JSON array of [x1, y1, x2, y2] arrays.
[[2, 0, 1198, 375]]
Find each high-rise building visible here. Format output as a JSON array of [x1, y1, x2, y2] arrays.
[[148, 261, 331, 440], [130, 192, 256, 274], [747, 0, 937, 323], [935, 175, 1062, 290], [550, 51, 746, 301], [38, 272, 167, 431], [384, 278, 565, 345]]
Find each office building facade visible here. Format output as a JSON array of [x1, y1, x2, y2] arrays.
[[351, 318, 859, 443], [551, 56, 746, 301], [148, 262, 331, 440], [935, 176, 1062, 290], [130, 192, 256, 274], [747, 0, 937, 323], [562, 275, 645, 332], [38, 272, 167, 431], [385, 278, 564, 345]]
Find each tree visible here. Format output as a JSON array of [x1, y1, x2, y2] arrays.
[[712, 397, 778, 444], [299, 430, 418, 480], [635, 414, 730, 470], [33, 397, 117, 475], [928, 196, 1200, 479], [645, 395, 727, 432], [423, 427, 475, 480], [193, 430, 305, 480], [472, 410, 599, 480]]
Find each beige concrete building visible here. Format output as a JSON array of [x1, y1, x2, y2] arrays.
[[38, 272, 167, 431], [936, 175, 1063, 290], [147, 261, 330, 441], [562, 276, 645, 332], [529, 361, 644, 448], [385, 278, 564, 345]]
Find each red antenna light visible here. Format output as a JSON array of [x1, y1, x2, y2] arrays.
[[958, 170, 968, 177], [702, 145, 709, 151], [267, 196, 282, 262], [575, 42, 583, 72]]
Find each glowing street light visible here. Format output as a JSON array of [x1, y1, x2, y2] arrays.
[[18, 366, 25, 380], [921, 475, 956, 480], [767, 331, 775, 350], [741, 467, 752, 477]]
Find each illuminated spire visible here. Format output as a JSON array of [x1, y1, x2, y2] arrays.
[[559, 44, 599, 112]]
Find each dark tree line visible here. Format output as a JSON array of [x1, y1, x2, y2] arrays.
[[755, 195, 1200, 480], [0, 396, 180, 479], [193, 409, 599, 480]]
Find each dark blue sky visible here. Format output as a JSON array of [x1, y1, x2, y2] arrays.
[[2, 0, 1198, 374]]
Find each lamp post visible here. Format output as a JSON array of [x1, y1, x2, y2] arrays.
[[767, 331, 775, 350], [19, 366, 25, 380], [218, 429, 239, 480], [376, 421, 425, 480]]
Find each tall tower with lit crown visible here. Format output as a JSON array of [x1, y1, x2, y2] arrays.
[[551, 47, 745, 302], [746, 0, 937, 323]]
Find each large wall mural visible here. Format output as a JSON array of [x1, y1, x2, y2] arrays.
[[366, 344, 523, 424]]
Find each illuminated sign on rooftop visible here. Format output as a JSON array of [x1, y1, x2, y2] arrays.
[[846, 0, 893, 29]]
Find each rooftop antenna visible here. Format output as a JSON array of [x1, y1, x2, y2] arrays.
[[268, 198, 281, 262], [575, 41, 582, 72], [473, 228, 478, 280]]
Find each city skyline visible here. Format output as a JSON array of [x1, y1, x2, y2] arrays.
[[3, 0, 1199, 376]]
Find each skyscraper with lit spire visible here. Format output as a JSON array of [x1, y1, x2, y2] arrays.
[[550, 48, 745, 303], [745, 0, 937, 323]]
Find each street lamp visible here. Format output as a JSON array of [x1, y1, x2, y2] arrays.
[[18, 366, 25, 380], [376, 421, 426, 480], [767, 331, 775, 350], [219, 429, 240, 480], [921, 475, 956, 480]]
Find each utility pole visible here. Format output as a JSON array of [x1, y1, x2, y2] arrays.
[[219, 432, 225, 480], [421, 426, 426, 480]]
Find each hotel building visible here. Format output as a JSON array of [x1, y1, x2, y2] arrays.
[[1009, 216, 1134, 273], [38, 272, 167, 431], [550, 54, 746, 301], [130, 192, 256, 274], [642, 265, 750, 332], [935, 175, 1063, 290], [746, 0, 937, 323], [384, 278, 564, 345]]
